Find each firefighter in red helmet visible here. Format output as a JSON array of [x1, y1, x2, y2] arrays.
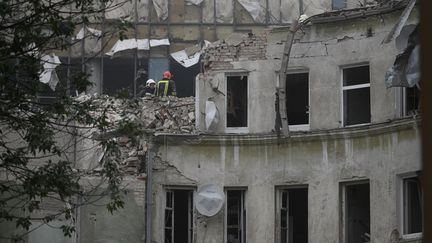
[[157, 71, 177, 97]]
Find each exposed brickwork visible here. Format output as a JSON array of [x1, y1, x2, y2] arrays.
[[203, 32, 268, 70]]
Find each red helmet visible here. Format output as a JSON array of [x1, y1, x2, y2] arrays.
[[163, 71, 172, 79]]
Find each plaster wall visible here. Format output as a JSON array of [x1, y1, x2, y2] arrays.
[[151, 122, 421, 243], [197, 60, 277, 134]]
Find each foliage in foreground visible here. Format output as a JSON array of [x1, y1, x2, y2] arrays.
[[0, 0, 138, 240]]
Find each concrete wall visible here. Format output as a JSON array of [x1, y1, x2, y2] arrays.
[[151, 120, 422, 243]]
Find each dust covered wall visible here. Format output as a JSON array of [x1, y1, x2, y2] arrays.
[[196, 32, 277, 133], [78, 178, 146, 243], [283, 9, 420, 130], [197, 7, 420, 133], [152, 121, 421, 243]]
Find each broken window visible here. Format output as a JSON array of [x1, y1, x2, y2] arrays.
[[403, 87, 420, 116], [341, 182, 370, 243], [226, 75, 248, 128], [286, 72, 309, 128], [402, 176, 422, 235], [149, 57, 169, 83], [332, 0, 346, 10], [342, 65, 371, 126], [277, 187, 308, 243], [37, 57, 82, 103], [226, 189, 246, 243], [165, 189, 194, 243], [103, 57, 135, 97], [169, 56, 200, 97]]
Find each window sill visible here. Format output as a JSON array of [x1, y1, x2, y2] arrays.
[[225, 127, 249, 134], [400, 233, 423, 243], [343, 122, 371, 128], [289, 124, 310, 131]]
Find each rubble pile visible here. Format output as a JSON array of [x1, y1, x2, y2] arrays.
[[75, 94, 196, 176], [139, 96, 196, 134], [115, 137, 148, 176], [76, 93, 196, 134]]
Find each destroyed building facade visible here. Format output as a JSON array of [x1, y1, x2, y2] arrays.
[[147, 4, 421, 243], [2, 0, 422, 243], [48, 0, 405, 98]]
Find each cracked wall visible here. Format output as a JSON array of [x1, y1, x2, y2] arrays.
[[151, 123, 421, 243], [197, 8, 419, 133]]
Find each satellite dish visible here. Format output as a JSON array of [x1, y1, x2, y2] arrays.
[[195, 184, 225, 217]]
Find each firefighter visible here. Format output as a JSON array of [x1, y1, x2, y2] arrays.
[[157, 71, 177, 97], [138, 79, 156, 97]]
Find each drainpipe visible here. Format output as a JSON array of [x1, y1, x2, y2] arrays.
[[146, 136, 155, 243]]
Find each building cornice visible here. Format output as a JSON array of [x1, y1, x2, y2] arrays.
[[154, 116, 421, 146]]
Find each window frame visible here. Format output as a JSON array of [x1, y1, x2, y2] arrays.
[[339, 179, 370, 243], [398, 173, 423, 240], [224, 72, 249, 133], [224, 187, 247, 243], [340, 63, 371, 127], [275, 185, 309, 243], [286, 70, 310, 131], [164, 186, 195, 243], [401, 87, 420, 117]]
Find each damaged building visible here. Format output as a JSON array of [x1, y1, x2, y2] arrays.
[[46, 0, 408, 98], [3, 0, 423, 243]]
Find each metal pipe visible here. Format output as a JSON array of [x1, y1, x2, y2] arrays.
[[145, 4, 153, 242], [100, 2, 106, 95], [232, 0, 236, 30], [265, 0, 269, 25], [145, 136, 155, 243], [167, 0, 171, 70], [213, 0, 217, 40], [67, 38, 71, 96], [81, 22, 86, 74], [133, 0, 139, 98], [147, 0, 152, 77]]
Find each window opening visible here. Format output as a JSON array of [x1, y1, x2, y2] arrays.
[[404, 87, 420, 116], [37, 57, 81, 103], [169, 56, 200, 97], [286, 73, 309, 126], [226, 190, 246, 243], [103, 57, 135, 97], [226, 76, 248, 128], [165, 189, 194, 243], [332, 0, 346, 10], [342, 182, 370, 243], [403, 176, 422, 235], [278, 188, 308, 243], [149, 57, 169, 83], [342, 65, 370, 126]]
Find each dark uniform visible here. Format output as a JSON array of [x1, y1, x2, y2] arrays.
[[157, 78, 177, 97], [143, 86, 156, 95]]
